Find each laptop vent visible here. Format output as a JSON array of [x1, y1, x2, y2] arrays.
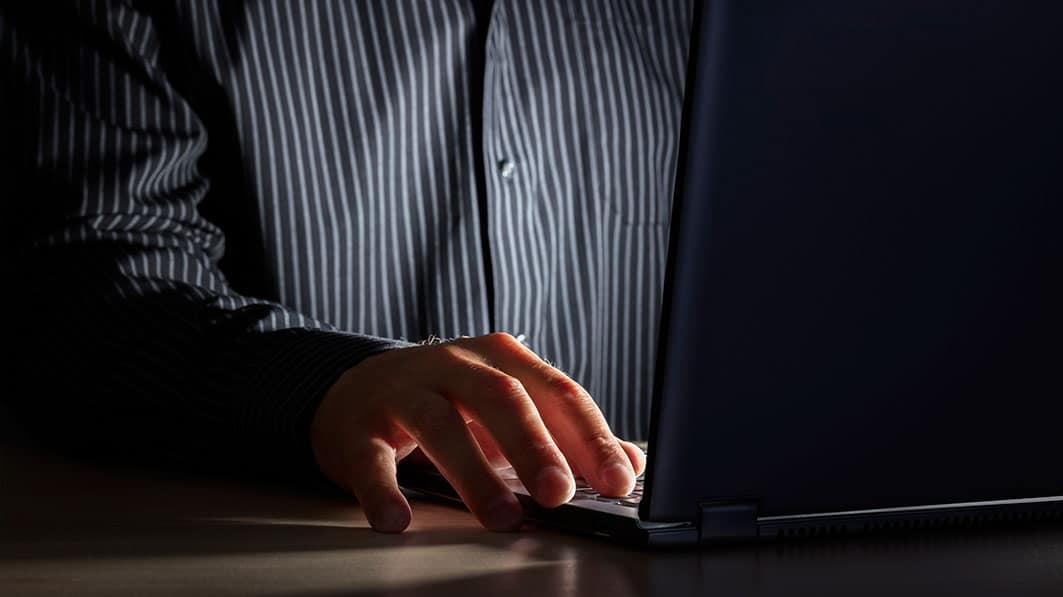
[[776, 524, 850, 540], [775, 508, 1063, 540]]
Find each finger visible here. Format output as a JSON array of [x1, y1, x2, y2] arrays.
[[467, 333, 636, 497], [345, 437, 412, 533], [395, 392, 524, 531], [433, 353, 574, 507], [402, 425, 511, 471], [445, 402, 509, 469], [468, 419, 511, 470], [619, 440, 647, 477]]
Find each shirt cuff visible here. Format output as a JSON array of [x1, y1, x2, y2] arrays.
[[240, 329, 415, 476]]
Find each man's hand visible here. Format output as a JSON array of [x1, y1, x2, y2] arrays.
[[310, 332, 646, 533]]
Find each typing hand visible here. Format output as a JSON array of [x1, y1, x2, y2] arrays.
[[310, 332, 646, 532]]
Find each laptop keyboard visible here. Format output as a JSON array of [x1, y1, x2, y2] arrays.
[[500, 468, 645, 507], [575, 475, 644, 507]]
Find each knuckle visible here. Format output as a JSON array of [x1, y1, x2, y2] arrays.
[[544, 374, 587, 404], [482, 331, 522, 352], [525, 437, 560, 460], [435, 342, 465, 361], [472, 371, 545, 430], [481, 371, 528, 402], [435, 343, 470, 366], [584, 431, 621, 460]]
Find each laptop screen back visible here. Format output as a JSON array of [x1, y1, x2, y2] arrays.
[[643, 0, 1063, 522]]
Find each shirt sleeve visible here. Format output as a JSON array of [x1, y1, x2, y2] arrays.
[[0, 2, 410, 474]]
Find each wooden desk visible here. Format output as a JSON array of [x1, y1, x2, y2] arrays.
[[2, 440, 1061, 596]]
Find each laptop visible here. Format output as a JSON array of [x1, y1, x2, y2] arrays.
[[400, 0, 1063, 547]]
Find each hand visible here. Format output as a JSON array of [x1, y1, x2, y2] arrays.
[[310, 332, 646, 533]]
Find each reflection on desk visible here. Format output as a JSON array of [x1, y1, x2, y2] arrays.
[[2, 441, 1062, 597]]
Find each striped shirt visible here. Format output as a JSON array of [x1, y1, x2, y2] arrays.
[[1, 1, 691, 469]]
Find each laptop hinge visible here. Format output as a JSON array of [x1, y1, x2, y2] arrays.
[[698, 500, 759, 543]]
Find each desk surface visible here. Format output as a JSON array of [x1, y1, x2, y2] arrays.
[[2, 441, 1061, 597]]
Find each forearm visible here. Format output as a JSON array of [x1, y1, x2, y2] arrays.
[[14, 238, 406, 473]]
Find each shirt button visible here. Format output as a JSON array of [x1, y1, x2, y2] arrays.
[[515, 333, 528, 346], [498, 159, 515, 179]]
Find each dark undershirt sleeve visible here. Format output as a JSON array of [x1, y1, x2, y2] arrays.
[[1, 2, 409, 474]]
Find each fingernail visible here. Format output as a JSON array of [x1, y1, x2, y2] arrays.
[[599, 461, 635, 496], [484, 494, 524, 532], [535, 465, 576, 505], [370, 501, 410, 533]]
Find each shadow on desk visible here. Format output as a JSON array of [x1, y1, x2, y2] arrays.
[[3, 441, 1062, 597]]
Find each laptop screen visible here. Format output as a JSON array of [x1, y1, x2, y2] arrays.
[[644, 0, 1063, 522]]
